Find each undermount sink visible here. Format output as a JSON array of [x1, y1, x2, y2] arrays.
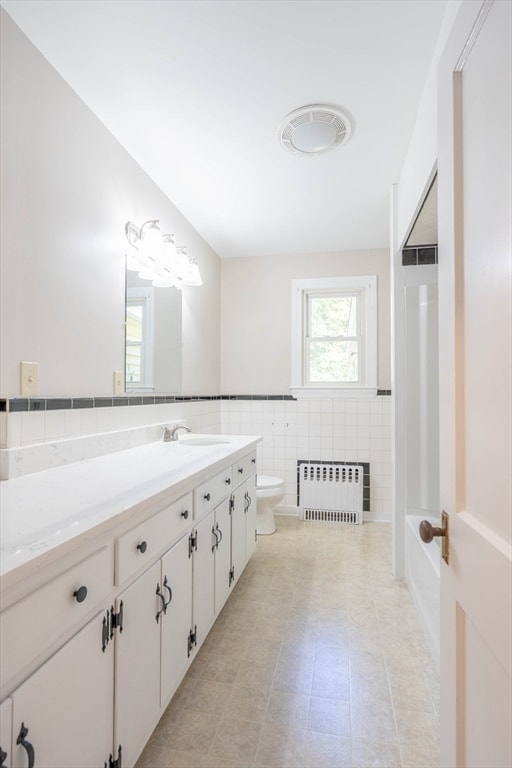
[[178, 436, 230, 446]]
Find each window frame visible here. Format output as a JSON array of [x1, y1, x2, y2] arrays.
[[291, 276, 378, 398]]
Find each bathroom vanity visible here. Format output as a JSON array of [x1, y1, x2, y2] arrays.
[[0, 434, 259, 768]]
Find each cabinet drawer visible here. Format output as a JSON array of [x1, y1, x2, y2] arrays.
[[232, 451, 257, 485], [194, 468, 232, 520], [0, 546, 112, 692], [115, 493, 192, 585]]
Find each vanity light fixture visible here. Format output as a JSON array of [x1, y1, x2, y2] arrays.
[[125, 220, 202, 288]]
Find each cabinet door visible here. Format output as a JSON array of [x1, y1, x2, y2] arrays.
[[245, 474, 257, 563], [0, 698, 12, 768], [230, 485, 247, 588], [160, 534, 193, 707], [11, 612, 113, 768], [214, 498, 232, 612], [192, 511, 215, 650], [115, 561, 161, 768]]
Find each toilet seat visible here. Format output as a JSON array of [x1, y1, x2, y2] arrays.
[[257, 475, 283, 490]]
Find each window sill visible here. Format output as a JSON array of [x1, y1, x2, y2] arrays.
[[290, 387, 378, 399]]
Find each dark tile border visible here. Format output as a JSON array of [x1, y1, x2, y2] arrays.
[[0, 391, 391, 413], [296, 459, 371, 513], [401, 245, 437, 266]]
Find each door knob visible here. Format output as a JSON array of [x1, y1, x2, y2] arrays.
[[419, 511, 449, 564]]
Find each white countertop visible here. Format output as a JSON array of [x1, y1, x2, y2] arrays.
[[0, 434, 260, 584]]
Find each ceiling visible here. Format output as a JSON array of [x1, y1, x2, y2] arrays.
[[1, 0, 447, 259]]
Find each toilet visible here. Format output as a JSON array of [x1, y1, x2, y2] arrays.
[[256, 475, 285, 535]]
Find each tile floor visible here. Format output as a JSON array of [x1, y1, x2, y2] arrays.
[[135, 517, 440, 768]]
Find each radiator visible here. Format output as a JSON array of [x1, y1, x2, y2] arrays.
[[299, 462, 363, 524]]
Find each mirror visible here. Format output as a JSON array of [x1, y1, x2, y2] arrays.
[[125, 268, 182, 393], [405, 175, 438, 246]]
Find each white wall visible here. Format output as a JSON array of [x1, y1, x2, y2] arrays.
[[391, 0, 462, 577], [221, 250, 390, 394], [0, 10, 221, 398]]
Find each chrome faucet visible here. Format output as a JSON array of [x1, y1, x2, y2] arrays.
[[169, 424, 192, 441]]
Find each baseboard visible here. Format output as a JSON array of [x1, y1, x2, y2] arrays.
[[274, 505, 301, 517]]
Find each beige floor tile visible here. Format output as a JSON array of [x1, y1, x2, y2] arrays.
[[209, 715, 263, 763], [224, 684, 270, 722], [351, 738, 402, 768], [308, 696, 351, 736], [184, 679, 232, 714], [351, 701, 398, 743], [236, 657, 278, 691], [255, 722, 307, 767], [273, 655, 314, 694], [165, 710, 219, 754], [154, 748, 212, 767], [134, 745, 166, 768], [395, 708, 440, 751], [400, 745, 440, 768], [200, 652, 243, 684], [266, 690, 310, 728], [304, 731, 351, 768], [137, 520, 441, 767], [388, 675, 437, 714]]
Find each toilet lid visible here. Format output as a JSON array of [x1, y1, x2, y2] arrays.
[[257, 474, 283, 490]]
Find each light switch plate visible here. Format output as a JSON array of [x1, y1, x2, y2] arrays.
[[20, 361, 39, 396], [113, 370, 124, 396]]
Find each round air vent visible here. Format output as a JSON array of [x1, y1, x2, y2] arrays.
[[278, 104, 353, 156]]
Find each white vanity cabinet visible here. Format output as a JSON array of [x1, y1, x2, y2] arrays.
[[9, 611, 114, 768], [0, 437, 260, 768]]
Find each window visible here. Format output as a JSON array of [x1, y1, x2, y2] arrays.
[[291, 276, 377, 397], [125, 287, 154, 390]]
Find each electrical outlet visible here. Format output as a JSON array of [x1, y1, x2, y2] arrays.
[[20, 361, 39, 396], [113, 370, 124, 396]]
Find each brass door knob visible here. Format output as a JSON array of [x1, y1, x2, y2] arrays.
[[419, 520, 445, 543], [419, 511, 450, 564]]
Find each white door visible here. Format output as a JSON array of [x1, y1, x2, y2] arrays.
[[192, 511, 215, 649], [160, 533, 193, 706], [115, 561, 161, 768], [214, 498, 233, 612], [438, 1, 511, 765], [11, 612, 113, 768], [245, 474, 257, 562]]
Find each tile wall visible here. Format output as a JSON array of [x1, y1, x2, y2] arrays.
[[222, 397, 392, 522], [0, 396, 392, 521]]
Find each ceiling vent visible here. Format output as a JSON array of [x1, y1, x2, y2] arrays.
[[278, 104, 353, 156]]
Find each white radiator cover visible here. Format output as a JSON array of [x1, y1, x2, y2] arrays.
[[300, 462, 363, 524]]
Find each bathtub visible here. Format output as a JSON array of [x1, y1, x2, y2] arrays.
[[405, 513, 440, 665]]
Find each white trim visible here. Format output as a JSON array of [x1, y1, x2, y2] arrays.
[[291, 276, 378, 391], [290, 387, 378, 399]]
